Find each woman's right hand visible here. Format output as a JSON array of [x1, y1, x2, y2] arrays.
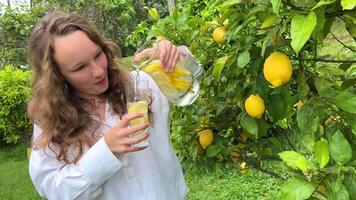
[[104, 113, 149, 157]]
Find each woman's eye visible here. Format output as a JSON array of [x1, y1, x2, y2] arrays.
[[95, 51, 103, 59], [76, 64, 86, 71]]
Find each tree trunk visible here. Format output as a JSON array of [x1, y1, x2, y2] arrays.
[[167, 0, 176, 15]]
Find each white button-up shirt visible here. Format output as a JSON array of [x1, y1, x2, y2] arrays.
[[29, 71, 188, 200]]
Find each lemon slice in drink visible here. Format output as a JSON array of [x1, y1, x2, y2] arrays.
[[128, 100, 148, 126]]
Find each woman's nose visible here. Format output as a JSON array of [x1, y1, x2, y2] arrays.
[[91, 61, 104, 77]]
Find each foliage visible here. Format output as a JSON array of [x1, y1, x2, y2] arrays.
[[129, 0, 356, 199], [0, 5, 46, 69], [0, 0, 168, 70], [0, 66, 31, 144]]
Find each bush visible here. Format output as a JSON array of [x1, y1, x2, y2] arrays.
[[0, 66, 31, 145]]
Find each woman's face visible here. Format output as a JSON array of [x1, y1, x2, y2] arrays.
[[53, 30, 109, 99]]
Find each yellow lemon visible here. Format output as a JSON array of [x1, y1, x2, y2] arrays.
[[231, 146, 241, 163], [142, 60, 192, 97], [128, 100, 149, 126], [240, 162, 249, 175], [263, 52, 293, 87], [317, 185, 327, 195], [212, 27, 227, 45], [198, 129, 213, 149], [295, 100, 304, 111], [244, 94, 265, 119]]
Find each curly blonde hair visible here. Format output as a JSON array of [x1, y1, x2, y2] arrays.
[[27, 12, 133, 164]]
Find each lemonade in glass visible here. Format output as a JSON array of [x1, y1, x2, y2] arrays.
[[125, 79, 150, 147]]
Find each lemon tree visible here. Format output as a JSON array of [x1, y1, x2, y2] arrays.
[[128, 0, 356, 198]]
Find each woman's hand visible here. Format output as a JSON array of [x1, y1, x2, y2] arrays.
[[104, 113, 149, 157], [156, 39, 186, 72], [133, 39, 187, 72]]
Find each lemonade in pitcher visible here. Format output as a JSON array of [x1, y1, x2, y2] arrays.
[[141, 60, 193, 102]]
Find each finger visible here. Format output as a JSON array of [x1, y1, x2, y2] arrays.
[[124, 145, 148, 153], [163, 41, 172, 67], [168, 48, 180, 72], [133, 48, 154, 63], [125, 123, 149, 136], [166, 47, 177, 72], [118, 113, 144, 128], [129, 130, 149, 145]]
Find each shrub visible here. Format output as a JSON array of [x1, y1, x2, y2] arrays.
[[0, 66, 31, 145]]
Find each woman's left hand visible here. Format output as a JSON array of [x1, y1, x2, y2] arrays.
[[156, 39, 186, 72]]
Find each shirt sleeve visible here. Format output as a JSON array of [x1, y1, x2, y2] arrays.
[[29, 124, 124, 200]]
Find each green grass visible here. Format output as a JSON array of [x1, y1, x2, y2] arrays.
[[0, 145, 40, 200], [184, 163, 283, 200], [0, 145, 284, 200]]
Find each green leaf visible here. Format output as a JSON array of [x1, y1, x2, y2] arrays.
[[316, 65, 346, 76], [329, 130, 352, 164], [314, 139, 329, 168], [297, 101, 319, 135], [270, 0, 281, 16], [280, 176, 316, 200], [212, 56, 229, 83], [240, 114, 258, 138], [278, 151, 313, 174], [260, 15, 279, 29], [344, 174, 356, 200], [341, 0, 356, 10], [221, 0, 240, 10], [312, 0, 336, 10], [206, 144, 223, 157], [267, 93, 287, 121], [312, 10, 326, 42], [314, 77, 334, 97], [148, 8, 160, 20], [333, 90, 356, 114], [328, 178, 350, 200], [343, 112, 356, 135], [291, 12, 317, 54], [237, 50, 250, 68]]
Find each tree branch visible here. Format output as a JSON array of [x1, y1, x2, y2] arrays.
[[246, 158, 287, 181], [275, 127, 297, 151], [330, 32, 356, 53], [290, 56, 356, 63], [326, 9, 356, 18]]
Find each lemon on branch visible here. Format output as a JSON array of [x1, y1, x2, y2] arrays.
[[240, 162, 249, 175], [263, 52, 293, 87], [244, 94, 265, 119], [198, 129, 213, 149], [212, 27, 227, 45]]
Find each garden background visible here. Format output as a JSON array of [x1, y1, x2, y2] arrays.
[[0, 0, 355, 199]]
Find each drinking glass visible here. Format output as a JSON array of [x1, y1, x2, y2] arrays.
[[125, 79, 150, 147]]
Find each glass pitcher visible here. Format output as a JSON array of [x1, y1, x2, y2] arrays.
[[132, 40, 203, 106]]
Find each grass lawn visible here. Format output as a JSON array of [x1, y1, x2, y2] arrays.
[[0, 145, 41, 200], [0, 145, 284, 200]]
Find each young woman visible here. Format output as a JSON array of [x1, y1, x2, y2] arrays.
[[27, 11, 188, 200]]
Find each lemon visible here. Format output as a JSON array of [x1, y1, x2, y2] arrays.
[[244, 94, 265, 119], [295, 100, 304, 111], [317, 185, 327, 195], [212, 27, 227, 45], [127, 100, 148, 126], [198, 129, 213, 149], [142, 60, 192, 100], [263, 52, 293, 87], [240, 162, 249, 175], [231, 146, 241, 163]]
